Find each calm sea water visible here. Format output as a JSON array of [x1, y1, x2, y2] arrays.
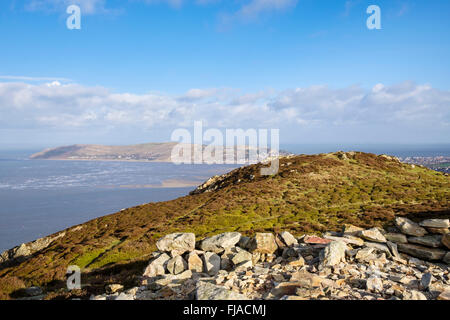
[[0, 151, 237, 252]]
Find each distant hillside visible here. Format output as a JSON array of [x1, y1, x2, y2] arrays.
[[30, 142, 285, 163], [30, 142, 180, 162], [1, 151, 449, 299]]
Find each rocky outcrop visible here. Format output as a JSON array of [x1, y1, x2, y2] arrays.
[[156, 233, 195, 256], [90, 217, 450, 301], [0, 232, 65, 267]]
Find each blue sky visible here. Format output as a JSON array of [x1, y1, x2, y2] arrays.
[[0, 0, 449, 148]]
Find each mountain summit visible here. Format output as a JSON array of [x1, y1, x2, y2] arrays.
[[0, 151, 449, 299]]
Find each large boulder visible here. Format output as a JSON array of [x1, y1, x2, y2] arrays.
[[358, 228, 386, 243], [395, 217, 427, 237], [249, 233, 278, 254], [200, 232, 241, 253], [196, 281, 248, 300], [419, 219, 449, 229], [320, 241, 347, 267], [397, 243, 446, 261], [156, 233, 195, 256], [143, 253, 171, 277], [202, 252, 221, 276]]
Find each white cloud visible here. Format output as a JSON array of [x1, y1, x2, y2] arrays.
[[0, 81, 448, 143], [237, 0, 298, 20], [25, 0, 111, 15]]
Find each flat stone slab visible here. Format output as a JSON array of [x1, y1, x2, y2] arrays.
[[397, 243, 446, 261], [419, 219, 449, 229]]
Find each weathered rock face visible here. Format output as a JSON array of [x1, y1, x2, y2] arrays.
[[385, 233, 408, 244], [1, 232, 65, 266], [323, 235, 364, 247], [202, 252, 221, 276], [342, 224, 364, 236], [408, 235, 442, 248], [187, 252, 203, 273], [366, 277, 383, 293], [279, 231, 298, 247], [395, 217, 428, 237], [419, 219, 449, 229], [397, 243, 446, 261], [231, 248, 252, 265], [196, 281, 248, 300], [249, 233, 278, 254], [200, 232, 242, 253], [167, 255, 188, 275], [442, 233, 450, 250], [156, 233, 195, 256], [143, 253, 170, 277], [358, 228, 386, 243], [320, 241, 347, 267]]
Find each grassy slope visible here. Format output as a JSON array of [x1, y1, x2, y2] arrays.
[[0, 152, 449, 299]]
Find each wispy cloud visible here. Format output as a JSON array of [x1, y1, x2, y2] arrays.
[[0, 75, 72, 82], [25, 0, 112, 15], [0, 81, 448, 140]]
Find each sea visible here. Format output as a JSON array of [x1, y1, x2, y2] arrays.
[[0, 144, 449, 253]]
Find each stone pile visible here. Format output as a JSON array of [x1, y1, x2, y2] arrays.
[[90, 217, 450, 301]]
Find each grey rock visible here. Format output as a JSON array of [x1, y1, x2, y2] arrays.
[[196, 281, 248, 300], [442, 233, 450, 250], [187, 252, 204, 273], [200, 232, 241, 253], [167, 255, 188, 275], [237, 236, 251, 250], [408, 235, 442, 248], [420, 273, 433, 290], [443, 252, 450, 265], [320, 241, 347, 267], [143, 253, 170, 277], [249, 233, 278, 254], [156, 233, 195, 256], [397, 243, 446, 261], [231, 248, 252, 265], [364, 242, 392, 258], [203, 252, 221, 276], [323, 235, 364, 246], [386, 241, 401, 259], [385, 233, 408, 244], [358, 228, 387, 243], [366, 276, 383, 292], [279, 231, 298, 247], [395, 217, 427, 237], [403, 290, 427, 300], [419, 219, 449, 229]]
